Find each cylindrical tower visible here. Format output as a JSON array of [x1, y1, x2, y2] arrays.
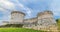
[[37, 11, 58, 31], [37, 11, 56, 25], [10, 11, 25, 24]]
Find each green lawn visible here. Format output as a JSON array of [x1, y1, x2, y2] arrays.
[[0, 28, 46, 32]]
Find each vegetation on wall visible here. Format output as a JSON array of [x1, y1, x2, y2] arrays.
[[56, 18, 60, 31], [0, 24, 23, 27]]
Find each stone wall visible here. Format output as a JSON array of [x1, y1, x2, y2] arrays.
[[2, 11, 58, 32], [37, 11, 58, 32], [23, 17, 37, 29], [23, 11, 58, 32], [10, 11, 25, 24]]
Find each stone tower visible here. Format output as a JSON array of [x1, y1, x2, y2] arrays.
[[37, 11, 58, 32], [10, 11, 25, 24]]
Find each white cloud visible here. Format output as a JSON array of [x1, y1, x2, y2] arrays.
[[0, 0, 15, 11], [14, 0, 33, 17], [0, 8, 6, 11], [0, 0, 17, 21], [0, 0, 33, 21], [49, 0, 60, 17], [25, 8, 32, 16]]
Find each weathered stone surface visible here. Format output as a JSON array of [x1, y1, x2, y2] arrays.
[[10, 11, 25, 24], [23, 11, 58, 32], [3, 10, 58, 32]]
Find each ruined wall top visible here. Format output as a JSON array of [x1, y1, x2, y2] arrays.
[[11, 11, 25, 16], [24, 17, 37, 24], [37, 11, 53, 16]]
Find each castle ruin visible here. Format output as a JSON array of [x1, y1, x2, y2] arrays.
[[3, 10, 58, 32]]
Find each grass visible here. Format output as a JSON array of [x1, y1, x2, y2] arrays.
[[0, 28, 46, 32]]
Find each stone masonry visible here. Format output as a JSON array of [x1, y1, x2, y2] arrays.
[[3, 10, 58, 32]]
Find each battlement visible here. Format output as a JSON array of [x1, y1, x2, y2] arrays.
[[37, 11, 53, 16], [11, 11, 25, 16]]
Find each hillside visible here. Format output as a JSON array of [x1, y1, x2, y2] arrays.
[[56, 18, 60, 31], [0, 28, 46, 32]]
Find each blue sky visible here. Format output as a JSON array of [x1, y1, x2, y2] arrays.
[[0, 0, 60, 23]]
